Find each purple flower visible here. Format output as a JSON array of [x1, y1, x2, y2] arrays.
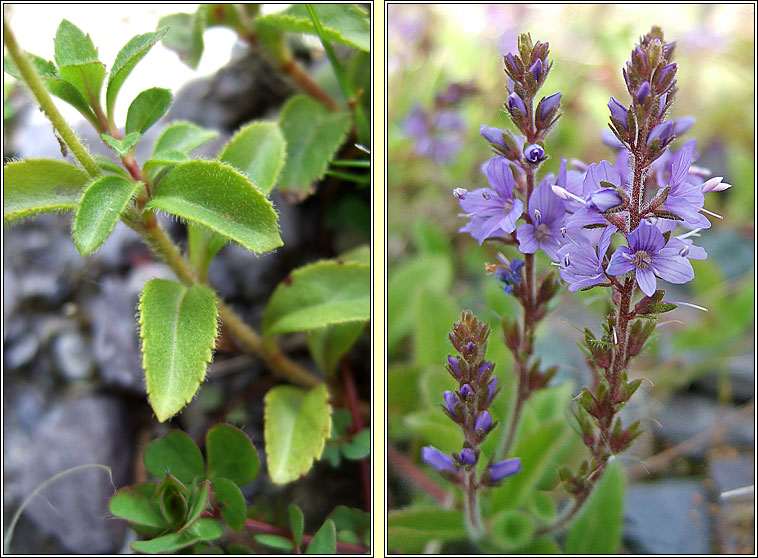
[[480, 125, 506, 149], [537, 91, 562, 121], [565, 160, 625, 230], [477, 361, 493, 380], [403, 106, 464, 163], [529, 58, 543, 81], [606, 223, 695, 296], [495, 258, 525, 294], [673, 116, 695, 135], [516, 180, 567, 261], [608, 97, 629, 130], [586, 188, 623, 212], [459, 157, 524, 244], [458, 384, 473, 400], [457, 448, 477, 465], [661, 140, 711, 229], [422, 446, 457, 474], [444, 390, 458, 416], [636, 81, 651, 104], [474, 411, 493, 434], [487, 377, 499, 404], [447, 356, 462, 378], [557, 226, 617, 292], [656, 62, 676, 87], [647, 120, 675, 146], [488, 458, 522, 482], [524, 143, 545, 164], [508, 92, 527, 116]]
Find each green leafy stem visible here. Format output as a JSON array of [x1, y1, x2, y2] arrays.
[[2, 19, 321, 392]]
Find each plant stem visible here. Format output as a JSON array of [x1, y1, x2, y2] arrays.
[[463, 470, 484, 542], [387, 445, 448, 503], [243, 517, 369, 554], [3, 18, 100, 178]]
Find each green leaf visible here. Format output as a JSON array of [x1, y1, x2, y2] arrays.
[[143, 149, 191, 182], [158, 11, 206, 69], [94, 155, 130, 177], [126, 87, 172, 135], [155, 473, 190, 527], [387, 508, 466, 552], [139, 280, 219, 422], [205, 423, 260, 485], [4, 52, 99, 124], [3, 159, 89, 223], [339, 244, 370, 265], [182, 480, 211, 531], [72, 175, 140, 255], [341, 428, 370, 460], [491, 509, 535, 551], [263, 260, 370, 338], [106, 28, 168, 120], [108, 484, 168, 528], [278, 95, 351, 198], [131, 518, 222, 554], [225, 544, 255, 554], [146, 160, 282, 253], [264, 383, 332, 484], [490, 420, 571, 510], [257, 4, 369, 51], [152, 121, 218, 155], [306, 519, 336, 554], [100, 132, 141, 157], [413, 287, 459, 367], [144, 430, 205, 485], [289, 504, 305, 547], [565, 459, 625, 554], [53, 19, 99, 66], [254, 535, 294, 552], [219, 121, 286, 195], [404, 409, 461, 454], [212, 477, 246, 531], [58, 62, 106, 110], [306, 321, 366, 377]]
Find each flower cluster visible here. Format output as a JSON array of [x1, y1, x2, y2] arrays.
[[422, 312, 521, 486], [457, 28, 730, 300]]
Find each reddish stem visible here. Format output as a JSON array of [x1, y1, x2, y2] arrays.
[[387, 445, 447, 503], [341, 359, 371, 513], [244, 518, 368, 554]]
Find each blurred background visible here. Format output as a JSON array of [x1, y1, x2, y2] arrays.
[[387, 4, 754, 554]]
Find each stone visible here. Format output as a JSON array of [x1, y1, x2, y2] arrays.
[[52, 331, 93, 381]]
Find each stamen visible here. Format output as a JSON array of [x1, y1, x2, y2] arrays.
[[452, 187, 468, 199], [667, 300, 708, 312], [622, 252, 634, 261], [563, 253, 570, 267], [612, 327, 618, 345], [675, 228, 702, 240], [700, 207, 723, 219], [678, 246, 690, 257], [560, 226, 567, 237], [534, 209, 542, 224], [482, 191, 491, 200], [552, 185, 586, 205], [688, 164, 711, 178]]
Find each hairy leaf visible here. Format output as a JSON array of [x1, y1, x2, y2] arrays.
[[143, 430, 205, 485], [57, 62, 105, 110], [106, 28, 168, 120], [212, 478, 246, 531], [100, 132, 141, 157], [147, 160, 282, 253], [205, 424, 260, 485], [263, 260, 369, 338], [183, 480, 211, 531], [139, 279, 219, 422], [53, 20, 104, 106], [72, 175, 141, 255], [278, 95, 351, 198], [152, 121, 218, 155], [264, 384, 332, 484], [219, 121, 286, 195], [256, 4, 369, 51], [126, 87, 172, 135], [187, 222, 227, 280], [3, 159, 89, 223], [306, 519, 336, 554], [131, 518, 222, 553], [306, 321, 366, 377], [109, 484, 168, 528]]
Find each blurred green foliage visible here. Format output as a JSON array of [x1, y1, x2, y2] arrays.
[[387, 2, 755, 537]]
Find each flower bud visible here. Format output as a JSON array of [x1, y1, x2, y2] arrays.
[[635, 81, 651, 104], [508, 92, 527, 116], [487, 458, 522, 483], [524, 143, 545, 164], [422, 446, 457, 473], [457, 448, 477, 465], [529, 58, 543, 81], [479, 125, 506, 148], [586, 188, 623, 212], [647, 120, 674, 146], [608, 97, 629, 130], [537, 91, 562, 121], [474, 410, 493, 434]]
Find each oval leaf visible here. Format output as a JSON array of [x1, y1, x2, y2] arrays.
[[212, 478, 247, 531], [264, 383, 332, 484], [126, 87, 173, 135], [152, 121, 218, 155], [100, 132, 141, 157], [144, 430, 205, 485], [565, 458, 625, 554], [72, 175, 141, 256], [205, 424, 260, 485], [3, 159, 89, 223], [158, 11, 206, 70], [219, 121, 286, 195], [340, 428, 370, 460], [263, 260, 369, 338], [146, 160, 282, 253], [278, 95, 351, 197], [254, 534, 294, 552], [58, 62, 105, 109], [289, 504, 305, 547], [387, 507, 466, 552], [106, 28, 168, 120], [306, 519, 336, 554], [306, 321, 366, 376], [139, 279, 219, 422], [109, 484, 168, 529], [131, 518, 221, 554], [182, 480, 211, 531], [256, 4, 369, 51]]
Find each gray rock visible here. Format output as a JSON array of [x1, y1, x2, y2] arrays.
[[694, 353, 755, 403], [624, 478, 711, 554], [709, 455, 755, 553], [11, 395, 136, 554], [652, 393, 753, 458], [4, 334, 39, 369], [53, 331, 93, 381]]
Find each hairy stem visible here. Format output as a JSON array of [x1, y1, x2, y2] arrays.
[[463, 470, 484, 541], [3, 18, 100, 178]]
